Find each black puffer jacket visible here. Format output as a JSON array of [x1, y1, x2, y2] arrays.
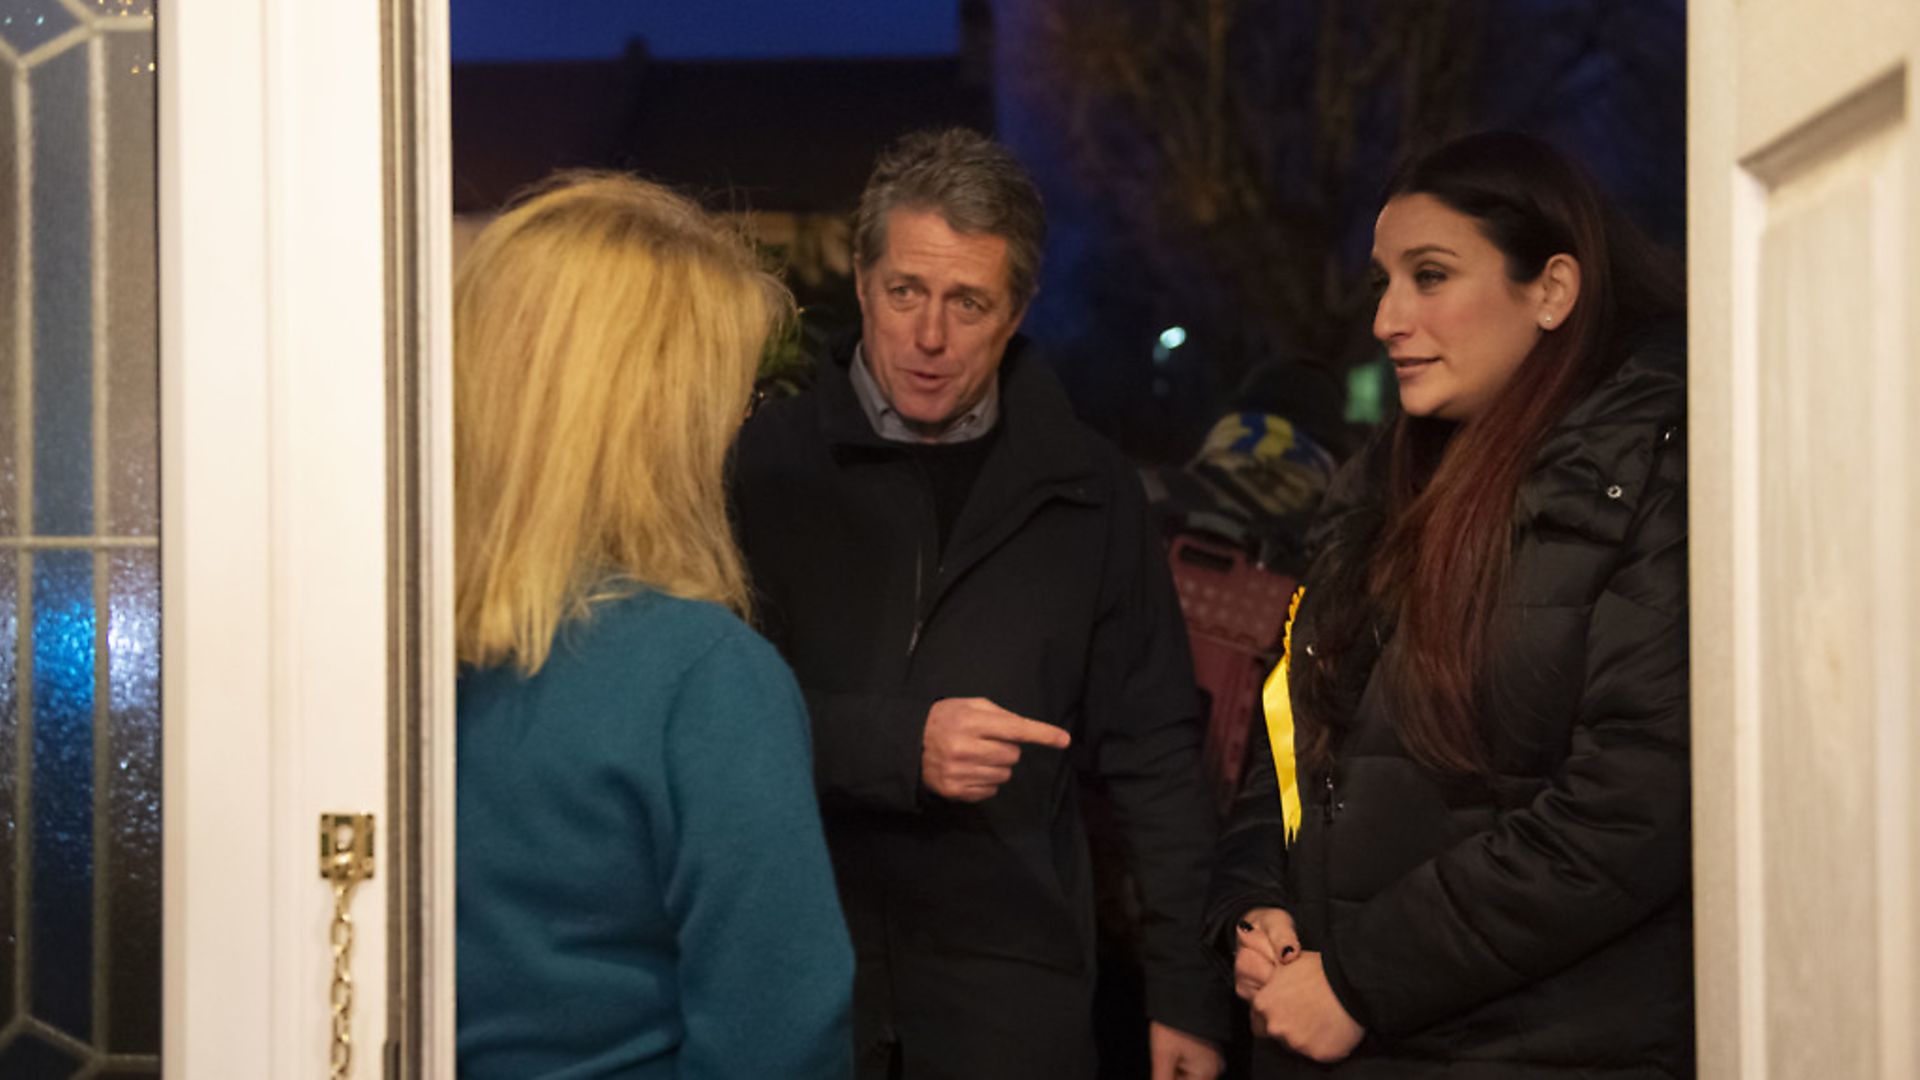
[[1208, 340, 1692, 1078]]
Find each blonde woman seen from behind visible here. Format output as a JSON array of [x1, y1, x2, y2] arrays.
[[454, 173, 854, 1080]]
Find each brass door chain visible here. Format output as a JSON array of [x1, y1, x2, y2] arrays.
[[320, 813, 377, 1080], [329, 879, 359, 1078]]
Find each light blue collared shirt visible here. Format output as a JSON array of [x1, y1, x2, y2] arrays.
[[849, 344, 1000, 445]]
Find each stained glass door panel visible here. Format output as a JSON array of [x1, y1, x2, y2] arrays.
[[0, 0, 161, 1075]]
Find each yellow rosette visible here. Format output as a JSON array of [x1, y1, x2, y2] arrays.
[[1261, 586, 1306, 845]]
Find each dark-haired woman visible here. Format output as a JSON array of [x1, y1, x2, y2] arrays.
[[1208, 131, 1691, 1078]]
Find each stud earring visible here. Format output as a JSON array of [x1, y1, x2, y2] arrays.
[[1541, 313, 1554, 326]]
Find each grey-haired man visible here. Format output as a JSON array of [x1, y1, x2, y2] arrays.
[[732, 128, 1227, 1080]]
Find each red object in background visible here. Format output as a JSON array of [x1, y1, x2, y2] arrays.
[[1167, 534, 1297, 816]]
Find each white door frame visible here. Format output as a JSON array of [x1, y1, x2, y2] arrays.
[[158, 0, 455, 1074]]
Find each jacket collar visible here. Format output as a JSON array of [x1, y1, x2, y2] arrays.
[[815, 335, 1109, 560], [1535, 328, 1686, 455], [1516, 330, 1687, 540], [816, 335, 1101, 486]]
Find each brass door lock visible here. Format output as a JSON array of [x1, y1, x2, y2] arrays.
[[321, 813, 377, 883]]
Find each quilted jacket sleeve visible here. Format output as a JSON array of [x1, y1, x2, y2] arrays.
[[1203, 708, 1294, 958]]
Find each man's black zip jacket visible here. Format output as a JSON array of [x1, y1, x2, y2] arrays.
[[730, 338, 1228, 1074]]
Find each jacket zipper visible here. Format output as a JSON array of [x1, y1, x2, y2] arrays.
[[1322, 772, 1339, 824], [906, 457, 935, 662], [903, 472, 1099, 663], [907, 547, 925, 659]]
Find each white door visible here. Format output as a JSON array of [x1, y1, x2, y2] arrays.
[[160, 0, 455, 1076], [1689, 3, 1918, 1078]]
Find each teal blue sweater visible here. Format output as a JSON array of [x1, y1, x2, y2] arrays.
[[457, 590, 854, 1079]]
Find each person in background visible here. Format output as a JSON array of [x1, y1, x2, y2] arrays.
[[1136, 358, 1348, 820], [731, 128, 1228, 1080], [453, 172, 853, 1080], [1143, 357, 1348, 573], [1210, 131, 1691, 1077]]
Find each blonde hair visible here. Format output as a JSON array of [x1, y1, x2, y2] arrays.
[[455, 172, 788, 674]]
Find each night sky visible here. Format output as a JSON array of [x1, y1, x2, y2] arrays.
[[452, 0, 959, 61]]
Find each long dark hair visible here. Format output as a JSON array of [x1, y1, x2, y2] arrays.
[[1297, 132, 1682, 774]]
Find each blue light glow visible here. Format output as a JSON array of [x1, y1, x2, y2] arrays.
[[32, 552, 96, 1040]]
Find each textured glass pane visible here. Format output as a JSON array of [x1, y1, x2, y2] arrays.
[[30, 549, 94, 1040], [107, 33, 159, 538], [0, 1031, 82, 1079], [106, 549, 158, 1054], [30, 46, 93, 537], [0, 6, 159, 1072], [102, 0, 157, 21], [0, 550, 16, 1023], [0, 1, 79, 54], [0, 52, 16, 539], [106, 34, 157, 538]]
